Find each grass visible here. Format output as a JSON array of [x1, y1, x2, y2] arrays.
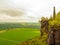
[[0, 28, 40, 45]]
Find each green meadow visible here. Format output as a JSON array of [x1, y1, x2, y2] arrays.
[[0, 23, 40, 45]]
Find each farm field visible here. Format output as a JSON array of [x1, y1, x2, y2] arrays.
[[0, 28, 40, 45]]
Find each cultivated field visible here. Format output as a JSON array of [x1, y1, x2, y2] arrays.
[[0, 28, 40, 45]]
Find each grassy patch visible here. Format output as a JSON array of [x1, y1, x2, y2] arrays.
[[0, 28, 40, 45]]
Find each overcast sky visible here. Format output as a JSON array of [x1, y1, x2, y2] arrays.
[[0, 0, 60, 22]]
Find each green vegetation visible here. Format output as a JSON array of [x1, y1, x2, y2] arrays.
[[38, 10, 60, 45], [0, 28, 40, 45], [19, 34, 47, 45], [49, 12, 60, 26], [0, 23, 40, 30]]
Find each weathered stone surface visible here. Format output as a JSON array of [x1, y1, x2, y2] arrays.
[[47, 26, 60, 45], [40, 19, 49, 37]]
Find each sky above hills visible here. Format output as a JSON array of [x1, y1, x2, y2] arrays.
[[0, 0, 60, 22]]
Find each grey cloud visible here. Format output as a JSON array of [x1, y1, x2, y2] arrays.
[[0, 9, 25, 17]]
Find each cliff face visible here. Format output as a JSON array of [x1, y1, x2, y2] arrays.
[[47, 26, 60, 45], [40, 7, 60, 45], [40, 18, 60, 45], [40, 18, 49, 37]]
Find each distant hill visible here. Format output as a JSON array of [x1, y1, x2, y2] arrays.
[[0, 23, 40, 30]]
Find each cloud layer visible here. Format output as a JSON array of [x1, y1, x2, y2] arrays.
[[0, 0, 60, 22]]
